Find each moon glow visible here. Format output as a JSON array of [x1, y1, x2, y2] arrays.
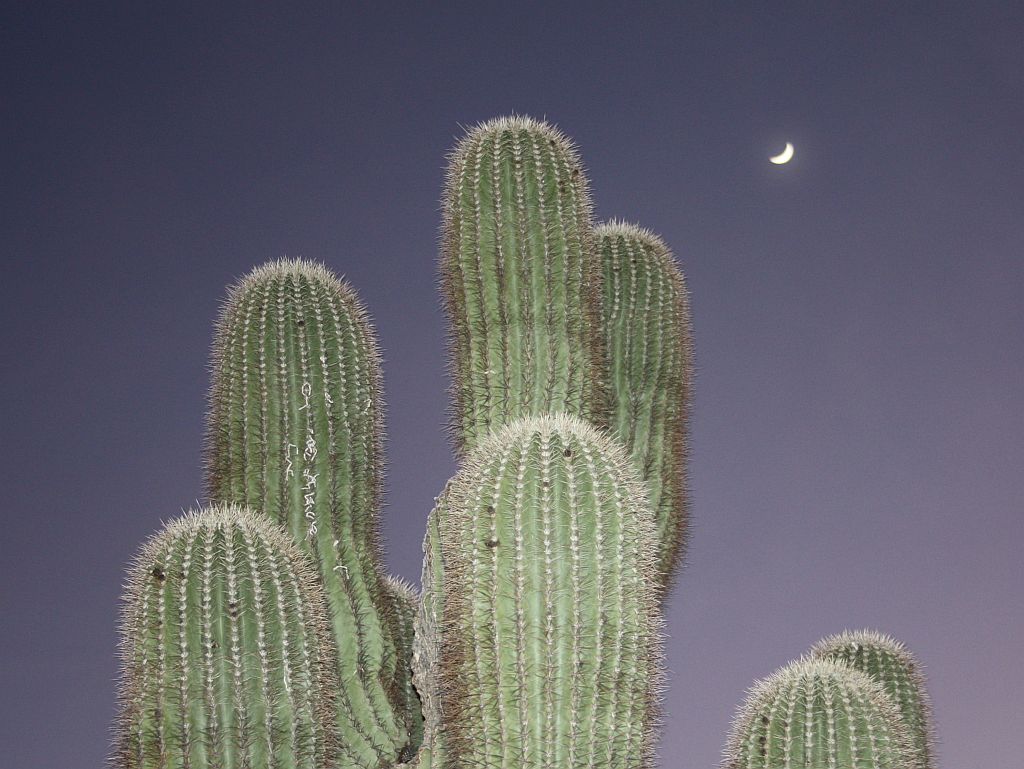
[[770, 142, 794, 164]]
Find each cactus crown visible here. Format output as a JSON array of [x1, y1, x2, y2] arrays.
[[723, 658, 917, 769], [811, 630, 936, 769]]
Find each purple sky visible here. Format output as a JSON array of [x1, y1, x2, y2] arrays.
[[3, 3, 1022, 768]]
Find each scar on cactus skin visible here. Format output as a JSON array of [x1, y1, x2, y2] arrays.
[[113, 504, 342, 769]]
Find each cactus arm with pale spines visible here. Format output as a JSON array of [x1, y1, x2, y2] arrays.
[[113, 504, 342, 769], [205, 258, 415, 766], [597, 221, 694, 590], [810, 630, 936, 769], [436, 414, 664, 769], [722, 658, 917, 769], [441, 116, 608, 454]]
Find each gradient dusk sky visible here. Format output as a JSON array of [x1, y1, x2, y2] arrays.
[[2, 3, 1022, 768]]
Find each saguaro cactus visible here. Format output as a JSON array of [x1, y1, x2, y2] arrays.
[[597, 221, 693, 589], [722, 658, 916, 769], [113, 504, 341, 769], [430, 413, 664, 769], [811, 630, 935, 769], [441, 116, 608, 454], [205, 258, 416, 766]]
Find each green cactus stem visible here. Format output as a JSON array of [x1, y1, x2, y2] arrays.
[[441, 116, 608, 454], [205, 258, 414, 766], [810, 630, 935, 769], [407, 490, 450, 769], [433, 413, 664, 769], [384, 575, 425, 761], [597, 221, 693, 589], [113, 504, 341, 769], [722, 658, 916, 769]]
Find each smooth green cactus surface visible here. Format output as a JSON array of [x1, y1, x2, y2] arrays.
[[811, 631, 935, 769], [432, 413, 664, 769], [205, 258, 416, 766], [441, 116, 608, 454], [723, 658, 916, 769], [597, 221, 693, 589], [114, 504, 341, 769]]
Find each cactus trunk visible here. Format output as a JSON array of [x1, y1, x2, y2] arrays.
[[441, 116, 607, 454], [205, 258, 415, 766], [598, 221, 693, 589], [114, 504, 341, 769]]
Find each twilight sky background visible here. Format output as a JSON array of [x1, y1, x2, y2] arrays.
[[2, 3, 1022, 767]]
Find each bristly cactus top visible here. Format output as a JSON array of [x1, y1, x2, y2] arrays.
[[433, 413, 665, 769], [113, 504, 341, 769], [205, 258, 416, 767], [810, 630, 936, 769], [722, 658, 917, 769], [441, 116, 608, 454]]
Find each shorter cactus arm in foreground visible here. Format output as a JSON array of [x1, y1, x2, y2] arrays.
[[810, 630, 936, 769], [432, 413, 665, 769], [722, 658, 916, 769], [113, 504, 341, 769]]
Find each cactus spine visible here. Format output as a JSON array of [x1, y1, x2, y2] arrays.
[[722, 658, 916, 769], [441, 116, 608, 454], [811, 631, 935, 769], [114, 504, 341, 769], [205, 258, 417, 767], [434, 414, 664, 769], [597, 221, 693, 588]]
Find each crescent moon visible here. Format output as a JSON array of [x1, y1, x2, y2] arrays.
[[770, 142, 794, 164]]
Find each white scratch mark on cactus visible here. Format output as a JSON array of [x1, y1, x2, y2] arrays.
[[300, 381, 319, 539]]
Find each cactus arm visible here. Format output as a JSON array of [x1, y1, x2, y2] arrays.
[[206, 259, 413, 766], [436, 414, 664, 769], [598, 221, 694, 590], [722, 659, 917, 769], [113, 504, 342, 769], [810, 630, 936, 769], [441, 117, 608, 454]]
